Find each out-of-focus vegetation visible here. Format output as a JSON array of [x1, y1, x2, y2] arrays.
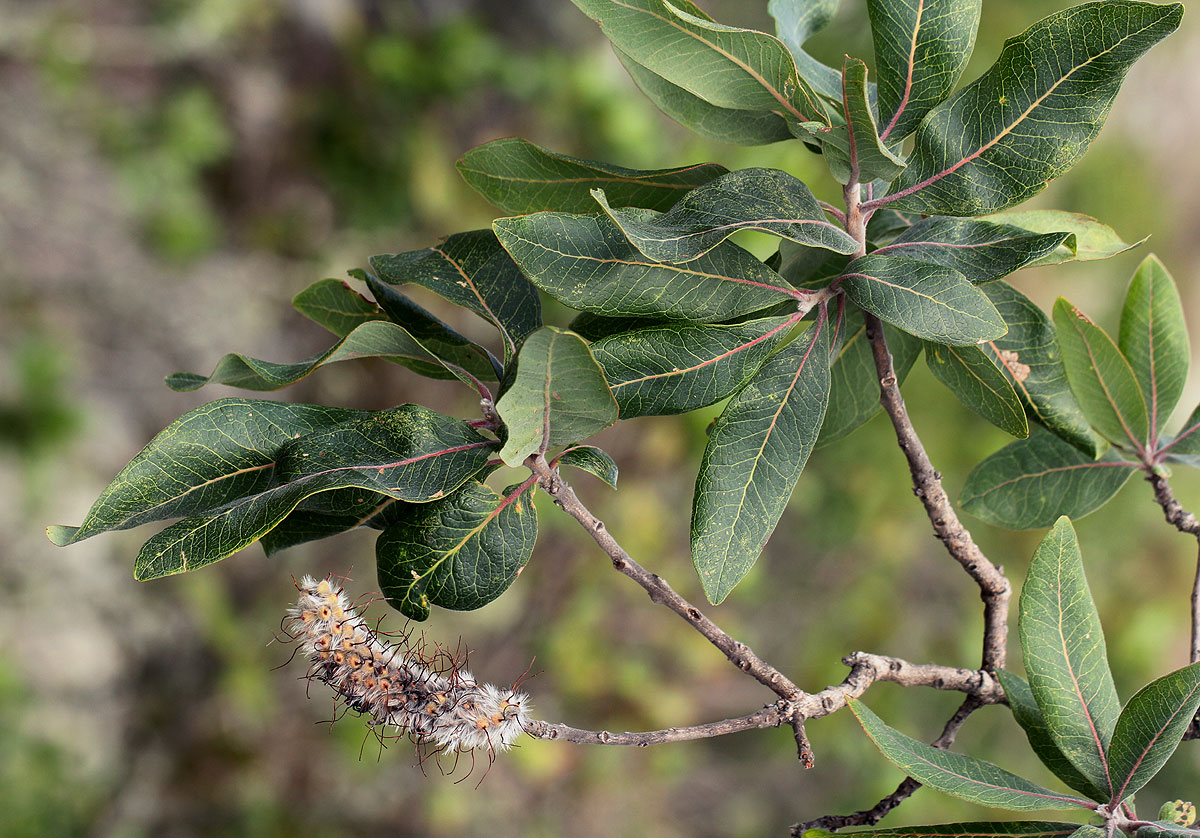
[[3, 0, 1198, 835]]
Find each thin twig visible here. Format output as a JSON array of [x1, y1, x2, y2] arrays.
[[862, 313, 1011, 672], [525, 707, 782, 746]]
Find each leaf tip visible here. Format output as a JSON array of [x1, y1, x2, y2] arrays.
[[46, 525, 77, 547]]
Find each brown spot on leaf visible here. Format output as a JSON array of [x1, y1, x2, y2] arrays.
[[998, 350, 1031, 383]]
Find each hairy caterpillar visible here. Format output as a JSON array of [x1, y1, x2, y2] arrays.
[[286, 576, 530, 757]]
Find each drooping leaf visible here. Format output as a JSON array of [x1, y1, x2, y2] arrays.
[[495, 327, 618, 466], [456, 137, 727, 214], [292, 278, 385, 337], [593, 167, 858, 263], [1119, 255, 1189, 444], [980, 282, 1106, 458], [818, 307, 923, 447], [164, 320, 495, 393], [1019, 517, 1119, 798], [872, 218, 1069, 284], [978, 210, 1144, 266], [616, 49, 795, 145], [849, 699, 1094, 810], [867, 0, 981, 143], [555, 445, 619, 488], [961, 430, 1135, 530], [883, 1, 1183, 216], [370, 230, 542, 359], [493, 211, 798, 321], [925, 343, 1027, 438], [995, 669, 1111, 802], [592, 315, 798, 418], [767, 0, 845, 101], [1107, 662, 1200, 803], [131, 406, 495, 580], [691, 317, 832, 603], [839, 255, 1006, 345], [569, 0, 827, 130], [377, 480, 538, 620], [46, 399, 366, 547], [820, 57, 906, 185], [1054, 298, 1149, 450]]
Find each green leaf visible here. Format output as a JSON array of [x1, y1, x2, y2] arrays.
[[867, 0, 981, 143], [800, 822, 1085, 838], [1164, 403, 1200, 458], [616, 49, 796, 145], [567, 311, 674, 342], [292, 278, 385, 337], [493, 211, 798, 321], [46, 399, 366, 547], [164, 320, 495, 393], [820, 57, 906, 185], [1019, 517, 1119, 798], [839, 255, 1006, 345], [370, 230, 542, 360], [1054, 298, 1149, 450], [1137, 824, 1200, 838], [995, 669, 1111, 802], [456, 137, 728, 214], [259, 490, 398, 556], [495, 326, 619, 466], [873, 218, 1069, 284], [980, 282, 1106, 458], [978, 210, 1143, 266], [593, 167, 858, 263], [131, 406, 495, 580], [884, 1, 1182, 216], [691, 317, 832, 603], [1119, 255, 1189, 444], [1108, 662, 1200, 803], [592, 315, 798, 418], [377, 480, 538, 620], [818, 307, 923, 447], [780, 239, 852, 290], [961, 431, 1135, 530], [925, 343, 1027, 438], [555, 445, 619, 488], [848, 699, 1094, 810], [767, 0, 845, 101], [570, 0, 827, 129]]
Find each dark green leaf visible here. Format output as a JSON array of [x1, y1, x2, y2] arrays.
[[370, 230, 542, 359], [567, 311, 674, 342], [961, 430, 1136, 530], [260, 490, 398, 556], [555, 445, 619, 488], [873, 218, 1069, 284], [767, 0, 844, 101], [46, 399, 366, 547], [1119, 255, 1189, 444], [1164, 403, 1200, 458], [885, 1, 1182, 215], [980, 282, 1106, 458], [616, 49, 795, 145], [1108, 662, 1200, 803], [570, 0, 827, 130], [591, 315, 798, 418], [495, 327, 618, 466], [164, 320, 495, 393], [839, 255, 1006, 345], [1054, 298, 1149, 449], [821, 57, 906, 185], [867, 0, 980, 142], [1019, 517, 1119, 798], [866, 209, 919, 247], [925, 343, 1027, 437], [802, 823, 1084, 838], [456, 136, 727, 214], [780, 239, 852, 290], [593, 167, 858, 263], [1137, 823, 1200, 838], [493, 211, 798, 321], [292, 278, 384, 337], [818, 307, 923, 448], [692, 317, 832, 603], [995, 669, 1110, 802], [979, 210, 1144, 266], [377, 480, 538, 620], [849, 699, 1094, 810], [131, 406, 495, 580]]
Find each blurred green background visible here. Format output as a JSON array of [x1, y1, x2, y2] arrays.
[[3, 1, 1199, 835]]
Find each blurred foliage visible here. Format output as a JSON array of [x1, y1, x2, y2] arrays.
[[4, 0, 1198, 835]]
